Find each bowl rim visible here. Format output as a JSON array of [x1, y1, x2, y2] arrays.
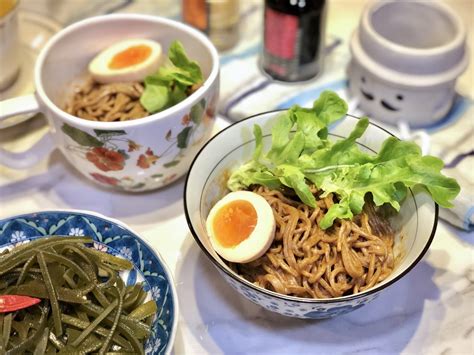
[[0, 208, 179, 354], [183, 110, 439, 304], [362, 0, 466, 57], [34, 13, 220, 129]]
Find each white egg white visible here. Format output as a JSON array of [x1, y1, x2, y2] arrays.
[[88, 39, 162, 84], [206, 191, 276, 263]]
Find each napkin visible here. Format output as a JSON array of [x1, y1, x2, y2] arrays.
[[22, 0, 179, 25], [217, 6, 473, 232]]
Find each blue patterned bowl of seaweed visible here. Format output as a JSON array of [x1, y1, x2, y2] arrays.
[[0, 210, 178, 354]]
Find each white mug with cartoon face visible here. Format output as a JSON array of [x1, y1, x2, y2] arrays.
[[348, 62, 458, 126], [349, 0, 468, 126], [0, 14, 219, 191]]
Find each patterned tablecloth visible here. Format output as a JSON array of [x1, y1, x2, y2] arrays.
[[1, 1, 473, 354]]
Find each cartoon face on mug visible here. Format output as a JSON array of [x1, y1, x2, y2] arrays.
[[348, 62, 453, 125]]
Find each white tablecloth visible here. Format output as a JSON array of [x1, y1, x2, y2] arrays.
[[1, 1, 473, 354]]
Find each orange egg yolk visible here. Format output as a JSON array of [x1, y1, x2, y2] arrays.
[[108, 45, 152, 69], [213, 200, 257, 248]]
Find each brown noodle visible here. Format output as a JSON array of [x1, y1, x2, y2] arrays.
[[230, 186, 395, 298], [65, 78, 149, 122]]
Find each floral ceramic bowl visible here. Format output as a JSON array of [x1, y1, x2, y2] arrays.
[[0, 210, 178, 354], [0, 14, 219, 191], [184, 111, 438, 319]]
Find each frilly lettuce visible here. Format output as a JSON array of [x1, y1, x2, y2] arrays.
[[227, 91, 460, 229], [140, 41, 203, 113]]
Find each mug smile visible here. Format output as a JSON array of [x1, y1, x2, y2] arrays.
[[381, 100, 399, 111], [360, 88, 374, 101]]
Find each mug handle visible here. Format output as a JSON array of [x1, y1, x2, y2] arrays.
[[0, 94, 55, 169], [0, 94, 40, 119]]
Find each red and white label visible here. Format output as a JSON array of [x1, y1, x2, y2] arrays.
[[264, 7, 298, 60]]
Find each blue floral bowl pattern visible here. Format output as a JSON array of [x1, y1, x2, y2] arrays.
[[220, 269, 379, 319], [0, 211, 178, 354]]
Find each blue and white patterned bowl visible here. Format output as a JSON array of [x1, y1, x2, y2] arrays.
[[0, 210, 178, 354], [184, 111, 438, 319]]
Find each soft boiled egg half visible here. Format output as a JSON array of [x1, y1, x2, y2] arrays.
[[206, 191, 276, 263], [88, 39, 162, 84]]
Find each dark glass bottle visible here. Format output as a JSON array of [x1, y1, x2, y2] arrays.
[[262, 0, 327, 82]]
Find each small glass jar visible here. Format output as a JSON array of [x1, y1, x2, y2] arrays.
[[182, 0, 239, 51]]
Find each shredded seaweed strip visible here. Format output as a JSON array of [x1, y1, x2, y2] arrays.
[[0, 236, 157, 354]]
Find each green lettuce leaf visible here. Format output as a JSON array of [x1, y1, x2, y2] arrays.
[[266, 111, 294, 162], [227, 125, 281, 191], [312, 90, 349, 140], [140, 84, 169, 113], [169, 83, 188, 106], [227, 90, 460, 229], [292, 108, 326, 152], [313, 90, 349, 125], [227, 160, 281, 191], [167, 41, 203, 83], [253, 124, 264, 161], [140, 40, 203, 114], [277, 164, 316, 207]]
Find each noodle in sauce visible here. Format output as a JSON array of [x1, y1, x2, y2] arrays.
[[229, 186, 396, 298], [65, 78, 149, 122]]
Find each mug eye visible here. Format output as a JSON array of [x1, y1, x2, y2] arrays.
[[361, 76, 366, 83], [396, 94, 403, 101]]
